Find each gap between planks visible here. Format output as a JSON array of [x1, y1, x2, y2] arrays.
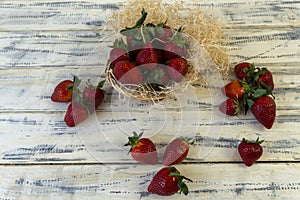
[[1, 161, 300, 166]]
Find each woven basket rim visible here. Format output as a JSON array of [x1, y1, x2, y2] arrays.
[[105, 61, 175, 102]]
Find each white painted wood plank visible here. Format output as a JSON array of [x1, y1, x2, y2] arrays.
[[0, 0, 298, 31], [0, 109, 299, 163], [0, 163, 300, 199], [0, 28, 298, 68]]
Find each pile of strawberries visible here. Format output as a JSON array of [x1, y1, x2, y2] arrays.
[[219, 62, 276, 129], [108, 9, 189, 89], [125, 132, 193, 196], [51, 76, 105, 127]]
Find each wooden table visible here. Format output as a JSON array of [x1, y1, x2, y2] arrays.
[[0, 0, 299, 199]]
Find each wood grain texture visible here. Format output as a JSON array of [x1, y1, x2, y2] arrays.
[[0, 109, 299, 163], [0, 0, 298, 31], [1, 163, 300, 199]]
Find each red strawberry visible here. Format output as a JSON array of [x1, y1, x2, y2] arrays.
[[148, 65, 170, 86], [164, 41, 186, 61], [126, 36, 143, 61], [120, 9, 147, 61], [156, 25, 174, 41], [113, 60, 143, 85], [221, 80, 248, 99], [167, 57, 189, 82], [219, 98, 241, 116], [82, 80, 105, 112], [162, 137, 193, 166], [148, 166, 192, 196], [234, 62, 252, 80], [109, 38, 129, 66], [64, 101, 88, 127], [250, 95, 276, 129], [125, 132, 158, 165], [136, 42, 159, 70], [256, 68, 274, 90], [109, 48, 128, 66], [51, 76, 80, 102], [238, 137, 264, 167]]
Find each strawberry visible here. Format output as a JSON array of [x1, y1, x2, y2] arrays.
[[156, 25, 174, 41], [64, 101, 88, 127], [82, 80, 105, 112], [120, 9, 148, 61], [164, 41, 186, 61], [238, 137, 264, 167], [124, 132, 158, 165], [113, 60, 143, 85], [250, 95, 276, 129], [219, 98, 241, 116], [109, 38, 129, 66], [221, 80, 249, 100], [162, 137, 193, 166], [148, 166, 192, 196], [255, 68, 274, 90], [136, 42, 159, 70], [167, 57, 189, 82], [148, 65, 170, 86], [51, 76, 80, 102], [234, 62, 252, 80]]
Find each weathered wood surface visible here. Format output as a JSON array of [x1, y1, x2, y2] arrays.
[[1, 164, 300, 199], [0, 0, 299, 199]]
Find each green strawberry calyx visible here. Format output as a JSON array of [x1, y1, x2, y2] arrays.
[[67, 74, 81, 92], [109, 38, 127, 50], [124, 131, 143, 153], [177, 136, 195, 146], [232, 98, 242, 115], [242, 137, 264, 145], [85, 79, 105, 90], [168, 166, 193, 195]]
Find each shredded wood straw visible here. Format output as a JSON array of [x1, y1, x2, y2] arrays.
[[104, 0, 230, 101]]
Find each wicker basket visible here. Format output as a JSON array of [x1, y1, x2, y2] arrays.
[[105, 60, 199, 102]]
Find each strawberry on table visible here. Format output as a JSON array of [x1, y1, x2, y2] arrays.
[[238, 137, 264, 167], [250, 95, 276, 129], [148, 166, 192, 196], [124, 132, 158, 165], [167, 57, 189, 82], [162, 137, 193, 166], [82, 80, 105, 112], [221, 79, 249, 100], [255, 68, 274, 90], [51, 76, 80, 102], [234, 62, 253, 80], [64, 101, 88, 127], [219, 98, 241, 116]]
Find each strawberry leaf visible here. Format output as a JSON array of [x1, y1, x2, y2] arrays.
[[120, 9, 148, 33], [96, 80, 105, 89], [253, 88, 267, 98], [178, 181, 189, 195], [247, 98, 255, 108]]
